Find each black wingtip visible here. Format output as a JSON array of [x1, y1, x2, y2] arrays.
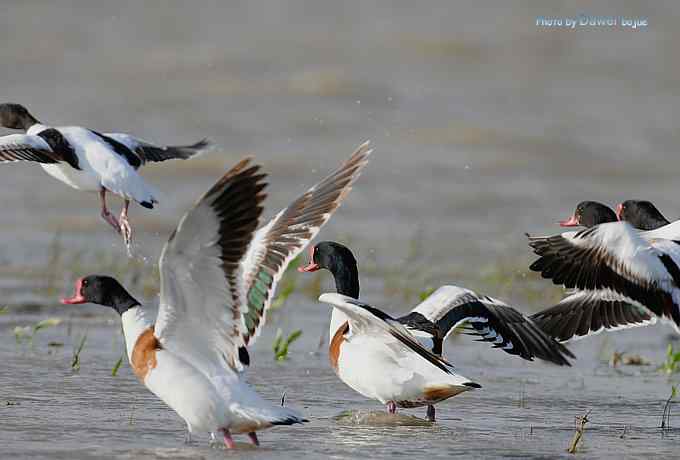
[[464, 382, 482, 389], [140, 201, 154, 209]]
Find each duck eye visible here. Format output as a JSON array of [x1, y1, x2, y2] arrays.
[[82, 280, 88, 287]]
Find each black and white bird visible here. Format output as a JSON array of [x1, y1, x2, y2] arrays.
[[0, 103, 210, 247], [530, 200, 677, 342], [528, 218, 680, 341], [60, 142, 371, 448], [616, 200, 671, 231], [299, 241, 573, 421]]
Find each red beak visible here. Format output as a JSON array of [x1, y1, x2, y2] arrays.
[[297, 246, 320, 273], [615, 203, 623, 220], [559, 215, 580, 227], [61, 278, 87, 304]]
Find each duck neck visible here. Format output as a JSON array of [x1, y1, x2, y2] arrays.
[[331, 264, 359, 299], [641, 215, 670, 231]]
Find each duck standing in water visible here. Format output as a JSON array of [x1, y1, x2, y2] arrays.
[[61, 142, 371, 447], [300, 241, 573, 421], [0, 103, 210, 248]]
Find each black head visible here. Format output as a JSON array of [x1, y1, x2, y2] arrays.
[[559, 201, 617, 228], [617, 200, 670, 230], [61, 275, 140, 315], [0, 103, 40, 130], [298, 241, 359, 298]]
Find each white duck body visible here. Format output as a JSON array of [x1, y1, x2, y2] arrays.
[[121, 307, 292, 434], [28, 124, 158, 204], [327, 301, 474, 408]]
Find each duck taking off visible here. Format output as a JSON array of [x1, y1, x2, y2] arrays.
[[300, 241, 573, 421], [61, 142, 371, 447], [0, 103, 210, 248]]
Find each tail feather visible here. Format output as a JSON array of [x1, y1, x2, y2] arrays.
[[234, 404, 308, 428]]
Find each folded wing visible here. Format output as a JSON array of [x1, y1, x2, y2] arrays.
[[318, 292, 457, 375]]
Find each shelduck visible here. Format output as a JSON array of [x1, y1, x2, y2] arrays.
[[530, 200, 674, 342], [60, 142, 371, 447], [0, 103, 209, 248], [299, 241, 573, 421]]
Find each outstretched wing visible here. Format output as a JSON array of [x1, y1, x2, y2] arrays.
[[104, 133, 211, 164], [0, 134, 60, 163], [238, 142, 371, 346], [530, 289, 657, 342], [528, 222, 680, 328], [154, 158, 267, 375], [408, 285, 574, 365]]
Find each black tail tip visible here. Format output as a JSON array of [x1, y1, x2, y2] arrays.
[[464, 382, 482, 389], [140, 201, 154, 209]]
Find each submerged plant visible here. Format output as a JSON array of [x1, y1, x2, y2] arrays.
[[661, 385, 677, 430], [71, 333, 88, 372], [272, 328, 302, 361], [111, 353, 125, 377], [660, 344, 680, 374], [14, 318, 62, 346]]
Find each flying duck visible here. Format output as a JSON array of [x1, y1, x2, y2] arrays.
[[616, 200, 671, 231], [527, 218, 680, 341], [60, 142, 371, 447], [299, 241, 573, 421], [0, 103, 210, 247], [558, 201, 617, 228], [529, 200, 676, 342]]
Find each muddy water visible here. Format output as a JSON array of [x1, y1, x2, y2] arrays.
[[2, 1, 680, 458]]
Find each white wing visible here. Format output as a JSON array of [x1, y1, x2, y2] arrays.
[[528, 221, 680, 328], [237, 141, 371, 346], [154, 158, 267, 375], [641, 220, 680, 241]]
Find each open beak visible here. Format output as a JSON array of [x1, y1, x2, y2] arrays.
[[615, 203, 623, 221], [297, 246, 320, 273], [559, 215, 580, 227], [61, 278, 87, 304]]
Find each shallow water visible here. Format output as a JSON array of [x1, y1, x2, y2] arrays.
[[2, 1, 680, 458]]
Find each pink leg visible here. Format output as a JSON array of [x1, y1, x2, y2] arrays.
[[247, 432, 260, 446], [220, 428, 236, 449], [119, 199, 132, 246], [387, 401, 397, 414], [100, 189, 121, 233]]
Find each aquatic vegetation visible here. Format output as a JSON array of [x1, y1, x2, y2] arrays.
[[13, 318, 62, 345], [660, 385, 677, 430], [0, 306, 7, 315], [659, 344, 680, 375], [272, 328, 302, 361], [111, 354, 125, 377], [71, 333, 88, 372], [567, 409, 591, 454]]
